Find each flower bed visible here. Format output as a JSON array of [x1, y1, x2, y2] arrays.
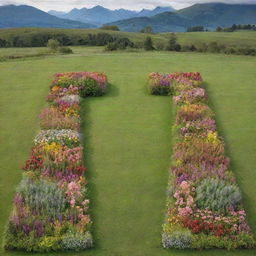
[[4, 72, 108, 252], [149, 72, 255, 250]]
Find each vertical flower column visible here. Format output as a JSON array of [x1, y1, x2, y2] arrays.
[[4, 72, 108, 252], [149, 72, 255, 250]]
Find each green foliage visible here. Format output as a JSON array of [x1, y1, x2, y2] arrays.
[[17, 176, 66, 218], [47, 39, 60, 52], [187, 26, 205, 32], [140, 26, 153, 34], [0, 38, 8, 47], [105, 37, 134, 51], [149, 84, 172, 96], [191, 233, 256, 249], [58, 46, 73, 54], [78, 77, 105, 97], [195, 178, 242, 213], [144, 36, 155, 51], [38, 236, 61, 252], [105, 42, 118, 51], [216, 24, 256, 32], [166, 33, 181, 51]]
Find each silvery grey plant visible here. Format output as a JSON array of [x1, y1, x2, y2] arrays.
[[195, 177, 242, 213], [162, 231, 192, 249], [17, 176, 66, 218], [61, 231, 93, 251]]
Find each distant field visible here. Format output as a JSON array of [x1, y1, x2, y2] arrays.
[[0, 47, 256, 255], [0, 28, 255, 48], [173, 31, 256, 47]]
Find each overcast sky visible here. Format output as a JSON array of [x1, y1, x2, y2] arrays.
[[0, 0, 256, 11]]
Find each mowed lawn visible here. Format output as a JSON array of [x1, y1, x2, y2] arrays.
[[0, 48, 256, 256]]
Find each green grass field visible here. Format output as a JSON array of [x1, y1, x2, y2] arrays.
[[0, 47, 256, 256]]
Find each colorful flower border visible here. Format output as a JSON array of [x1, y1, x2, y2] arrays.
[[4, 72, 108, 252], [149, 72, 255, 250]]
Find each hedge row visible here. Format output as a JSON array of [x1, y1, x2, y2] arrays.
[[149, 72, 255, 249], [4, 72, 108, 252]]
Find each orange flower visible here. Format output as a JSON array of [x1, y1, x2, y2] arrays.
[[51, 86, 60, 92]]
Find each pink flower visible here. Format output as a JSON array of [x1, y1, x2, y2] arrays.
[[70, 199, 75, 207], [178, 206, 193, 217], [180, 181, 190, 191]]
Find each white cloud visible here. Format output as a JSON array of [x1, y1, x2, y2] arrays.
[[0, 0, 255, 11]]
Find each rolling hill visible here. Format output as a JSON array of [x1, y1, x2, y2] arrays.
[[178, 3, 256, 29], [107, 12, 193, 32], [0, 5, 95, 29], [108, 3, 256, 32]]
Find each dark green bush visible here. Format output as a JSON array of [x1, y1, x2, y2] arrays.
[[149, 84, 171, 95], [78, 78, 105, 97], [58, 47, 73, 54], [144, 36, 155, 51]]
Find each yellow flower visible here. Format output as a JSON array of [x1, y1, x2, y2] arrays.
[[207, 131, 219, 144], [43, 142, 62, 153]]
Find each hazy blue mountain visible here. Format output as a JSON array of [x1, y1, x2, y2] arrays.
[[60, 5, 137, 26], [0, 5, 95, 29], [108, 3, 256, 32], [49, 5, 176, 26], [177, 3, 256, 29], [48, 10, 66, 18], [107, 12, 192, 32], [137, 6, 175, 17]]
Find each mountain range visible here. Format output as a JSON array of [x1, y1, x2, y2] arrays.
[[0, 3, 256, 32], [48, 5, 175, 26], [108, 3, 256, 32], [0, 5, 94, 29]]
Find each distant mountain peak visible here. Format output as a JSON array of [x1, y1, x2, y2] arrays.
[[0, 4, 95, 29], [92, 5, 107, 10]]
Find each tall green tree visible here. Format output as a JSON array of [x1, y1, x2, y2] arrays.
[[144, 36, 155, 51], [166, 33, 181, 51]]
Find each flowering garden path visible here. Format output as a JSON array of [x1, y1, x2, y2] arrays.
[[0, 49, 256, 256]]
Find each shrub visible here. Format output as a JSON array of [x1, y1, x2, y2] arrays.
[[140, 26, 153, 33], [144, 36, 155, 51], [58, 47, 73, 54], [105, 42, 118, 51], [162, 231, 192, 249], [195, 178, 242, 213], [166, 33, 181, 51], [61, 231, 93, 251], [47, 39, 60, 52], [78, 77, 105, 97]]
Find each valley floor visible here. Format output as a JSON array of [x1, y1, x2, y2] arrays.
[[0, 48, 255, 255]]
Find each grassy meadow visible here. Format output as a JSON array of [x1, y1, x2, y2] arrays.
[[0, 27, 255, 47], [0, 47, 256, 256]]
